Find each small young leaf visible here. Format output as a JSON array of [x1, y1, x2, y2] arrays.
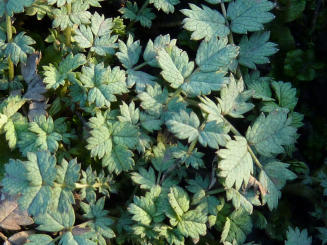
[[181, 4, 229, 41], [171, 142, 205, 169], [227, 0, 275, 34]]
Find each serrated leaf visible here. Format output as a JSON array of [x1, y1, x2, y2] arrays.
[[196, 37, 239, 73], [116, 34, 142, 69], [151, 142, 175, 172], [103, 145, 134, 174], [138, 83, 169, 117], [34, 206, 75, 232], [181, 4, 229, 41], [218, 136, 253, 190], [91, 12, 114, 37], [259, 162, 296, 210], [144, 34, 177, 68], [126, 69, 156, 93], [182, 70, 229, 97], [168, 186, 190, 217], [226, 188, 255, 214], [171, 142, 205, 169], [59, 231, 97, 245], [43, 53, 86, 90], [218, 75, 254, 118], [166, 110, 200, 143], [149, 0, 180, 14], [112, 121, 138, 149], [271, 81, 298, 110], [244, 71, 274, 101], [227, 0, 275, 34], [48, 0, 74, 7], [52, 0, 91, 30], [80, 63, 127, 108], [157, 46, 194, 89], [317, 227, 327, 245], [128, 195, 156, 225], [198, 120, 231, 149], [131, 167, 156, 190], [246, 109, 297, 157], [285, 227, 312, 245], [26, 1, 53, 20], [0, 0, 35, 17], [140, 112, 162, 132], [86, 125, 112, 158], [238, 32, 278, 69], [178, 210, 207, 239], [118, 101, 139, 125], [198, 96, 223, 123], [220, 207, 252, 244], [120, 2, 156, 28], [4, 32, 35, 65]]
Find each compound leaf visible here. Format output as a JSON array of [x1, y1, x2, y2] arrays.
[[238, 32, 278, 69], [227, 0, 275, 34], [171, 142, 205, 169], [199, 120, 231, 149], [149, 0, 180, 14], [217, 136, 253, 190], [120, 2, 156, 28], [246, 109, 297, 157], [131, 167, 156, 190], [181, 4, 229, 41], [116, 34, 142, 69], [128, 195, 156, 225]]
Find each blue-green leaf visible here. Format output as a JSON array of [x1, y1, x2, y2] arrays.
[[149, 0, 180, 14], [0, 0, 35, 17], [285, 227, 312, 245], [116, 34, 142, 69], [198, 120, 231, 149], [151, 142, 175, 172], [103, 145, 134, 174], [112, 121, 138, 149], [244, 71, 274, 101], [131, 167, 156, 190]]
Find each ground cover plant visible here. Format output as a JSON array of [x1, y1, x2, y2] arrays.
[[0, 0, 326, 244]]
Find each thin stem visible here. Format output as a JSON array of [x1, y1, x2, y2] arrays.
[[65, 3, 72, 47], [74, 182, 105, 189], [207, 188, 225, 195], [133, 62, 147, 71], [126, 0, 150, 31], [185, 98, 199, 107], [6, 13, 14, 81], [164, 87, 182, 110], [126, 185, 139, 205], [86, 50, 93, 60], [187, 138, 198, 154]]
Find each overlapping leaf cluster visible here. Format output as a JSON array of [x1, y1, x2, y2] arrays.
[[0, 0, 318, 244]]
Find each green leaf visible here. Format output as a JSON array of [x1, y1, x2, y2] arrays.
[[271, 81, 298, 110], [59, 231, 97, 245], [126, 69, 156, 93], [181, 70, 229, 97], [112, 121, 138, 149], [103, 145, 134, 174], [118, 101, 140, 125], [178, 210, 207, 239], [4, 32, 35, 65], [226, 188, 256, 214], [238, 32, 278, 69], [116, 34, 142, 69], [196, 37, 239, 72], [166, 110, 200, 143], [259, 162, 297, 210], [244, 71, 274, 101], [218, 75, 254, 118], [86, 125, 112, 159], [52, 0, 91, 30], [27, 234, 54, 245], [34, 206, 75, 232], [128, 194, 156, 225], [220, 207, 253, 244], [171, 142, 205, 169], [138, 83, 169, 117], [26, 1, 54, 20], [140, 112, 162, 132], [227, 0, 275, 34], [119, 1, 156, 28], [149, 0, 180, 14], [131, 167, 156, 190], [246, 110, 297, 157], [44, 53, 86, 90], [181, 4, 229, 41], [0, 0, 35, 17], [151, 142, 175, 172], [198, 96, 223, 123], [157, 46, 194, 89], [217, 136, 253, 190], [144, 34, 177, 68], [285, 227, 312, 245], [48, 0, 74, 7], [168, 186, 190, 217], [156, 225, 184, 245], [198, 120, 231, 149], [317, 227, 327, 245], [80, 63, 127, 108]]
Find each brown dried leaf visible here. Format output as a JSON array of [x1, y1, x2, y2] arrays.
[[243, 175, 269, 196], [0, 193, 34, 230], [3, 230, 34, 245], [72, 226, 91, 236]]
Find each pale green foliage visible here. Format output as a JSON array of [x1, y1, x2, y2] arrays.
[[0, 0, 308, 244], [285, 227, 312, 245]]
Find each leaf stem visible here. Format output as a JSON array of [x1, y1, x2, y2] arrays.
[[187, 138, 198, 154], [6, 13, 14, 82], [133, 61, 147, 71], [207, 187, 225, 195], [126, 0, 150, 32], [65, 3, 72, 47]]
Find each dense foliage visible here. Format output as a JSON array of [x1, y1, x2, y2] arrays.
[[0, 0, 326, 244]]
